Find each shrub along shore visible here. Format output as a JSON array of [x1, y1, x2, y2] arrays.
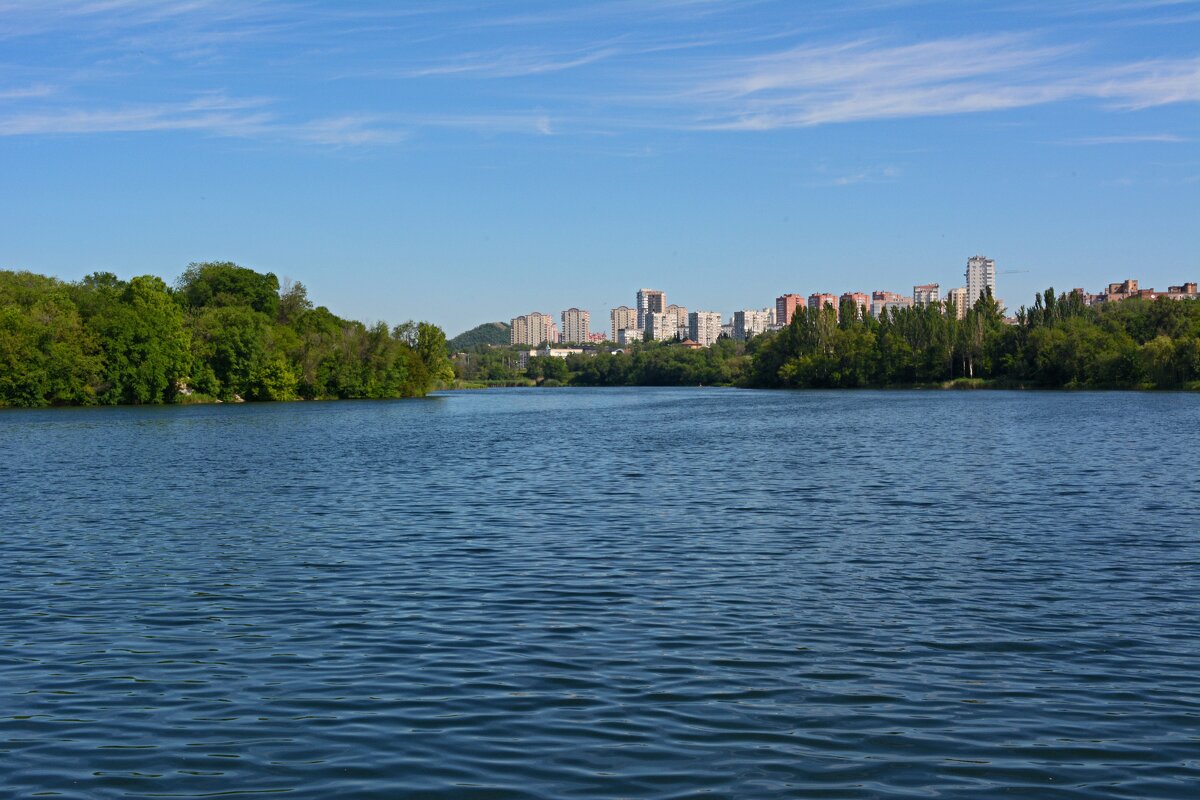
[[0, 263, 454, 408]]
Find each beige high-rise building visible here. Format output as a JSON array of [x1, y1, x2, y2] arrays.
[[510, 312, 557, 346], [913, 283, 940, 307], [944, 287, 969, 319], [665, 304, 688, 336], [645, 310, 678, 341], [688, 311, 722, 347], [610, 306, 638, 341], [636, 288, 666, 330], [733, 309, 771, 339], [560, 308, 590, 343]]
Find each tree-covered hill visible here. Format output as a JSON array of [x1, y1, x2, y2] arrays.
[[449, 321, 510, 351], [0, 263, 455, 407]]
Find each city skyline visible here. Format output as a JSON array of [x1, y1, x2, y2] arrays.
[[509, 254, 999, 339], [506, 266, 1197, 346], [0, 1, 1197, 337]]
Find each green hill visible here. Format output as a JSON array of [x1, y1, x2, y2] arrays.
[[449, 321, 511, 350]]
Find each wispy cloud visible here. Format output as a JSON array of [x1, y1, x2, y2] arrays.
[[0, 83, 57, 100], [0, 92, 406, 146], [385, 46, 621, 79], [0, 1, 1197, 147], [1061, 133, 1192, 144], [287, 114, 405, 146], [808, 164, 903, 187], [0, 93, 270, 136], [647, 34, 1200, 130]]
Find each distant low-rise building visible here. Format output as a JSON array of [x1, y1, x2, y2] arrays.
[[518, 346, 585, 369], [616, 328, 641, 346], [1081, 279, 1197, 306]]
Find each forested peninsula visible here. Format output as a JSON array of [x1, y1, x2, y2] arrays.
[[457, 290, 1200, 391], [0, 263, 454, 408], [6, 269, 1198, 409]]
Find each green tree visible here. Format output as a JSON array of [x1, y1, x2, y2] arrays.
[[85, 275, 192, 404], [0, 272, 101, 406], [189, 305, 270, 400], [415, 321, 455, 388], [177, 261, 280, 317]]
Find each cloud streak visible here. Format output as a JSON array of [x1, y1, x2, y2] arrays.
[[647, 34, 1200, 130], [0, 93, 408, 146], [1061, 133, 1192, 144], [0, 84, 57, 100], [0, 2, 1197, 147]]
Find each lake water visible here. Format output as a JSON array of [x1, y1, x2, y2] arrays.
[[2, 387, 1199, 799]]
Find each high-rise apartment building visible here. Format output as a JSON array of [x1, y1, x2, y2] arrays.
[[840, 292, 869, 320], [944, 287, 968, 318], [733, 309, 771, 339], [688, 311, 722, 347], [808, 293, 839, 319], [965, 256, 996, 306], [913, 284, 940, 307], [871, 291, 913, 318], [510, 312, 557, 346], [645, 310, 678, 341], [560, 308, 590, 343], [610, 306, 638, 342], [636, 288, 666, 330], [776, 294, 805, 326], [665, 304, 689, 338]]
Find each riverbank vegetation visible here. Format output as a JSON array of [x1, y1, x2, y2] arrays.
[[749, 290, 1199, 390], [0, 264, 454, 407], [453, 290, 1199, 391]]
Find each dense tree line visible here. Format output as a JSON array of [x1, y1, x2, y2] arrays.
[[452, 288, 1199, 392], [567, 339, 748, 386], [0, 263, 454, 407], [451, 339, 750, 387], [748, 290, 1200, 390]]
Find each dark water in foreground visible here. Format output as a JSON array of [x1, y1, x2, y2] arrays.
[[2, 388, 1199, 799]]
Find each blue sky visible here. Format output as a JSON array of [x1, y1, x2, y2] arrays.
[[1, 0, 1198, 336]]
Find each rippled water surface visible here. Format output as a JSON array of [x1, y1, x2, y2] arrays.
[[2, 388, 1199, 799]]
